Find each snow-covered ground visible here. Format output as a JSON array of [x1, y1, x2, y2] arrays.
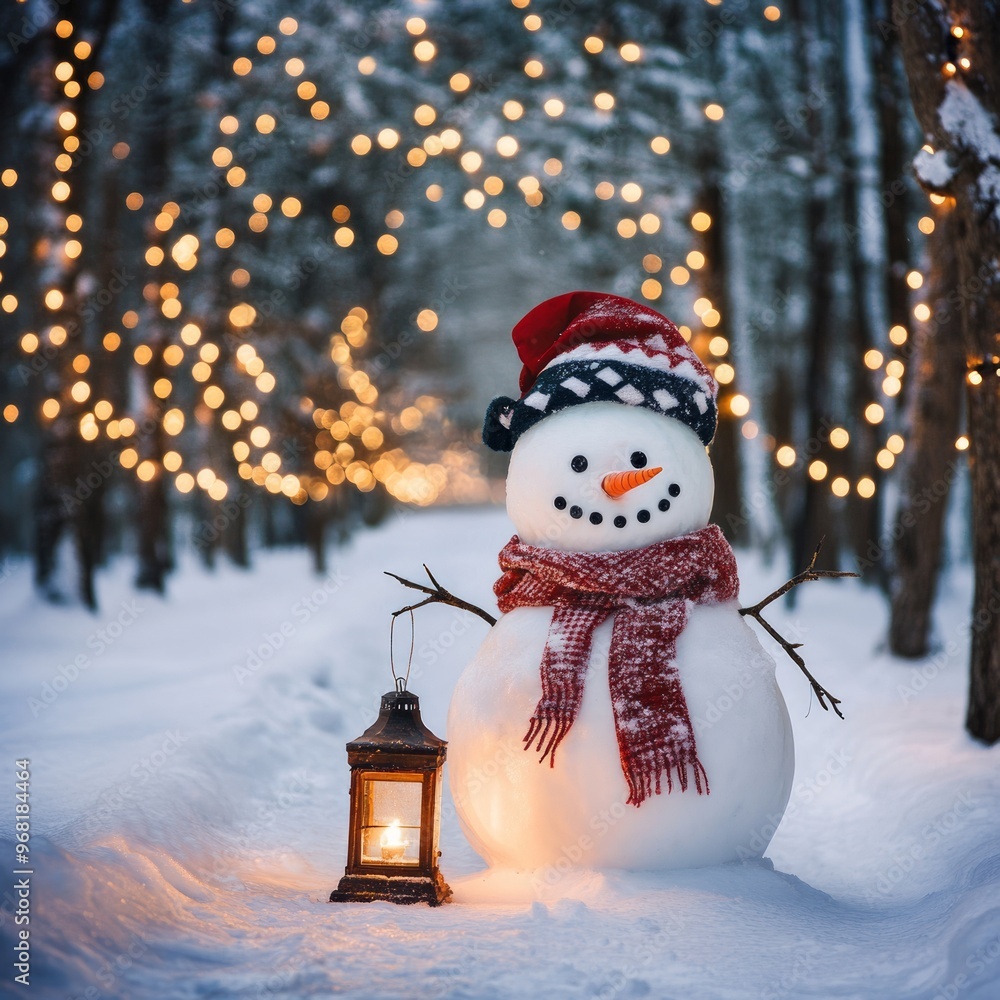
[[1, 506, 998, 1000]]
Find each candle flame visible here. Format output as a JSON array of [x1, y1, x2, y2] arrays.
[[380, 819, 405, 848]]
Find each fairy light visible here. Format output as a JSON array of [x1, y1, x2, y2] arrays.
[[414, 40, 436, 62]]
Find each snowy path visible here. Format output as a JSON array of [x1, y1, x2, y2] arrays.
[[1, 507, 998, 999]]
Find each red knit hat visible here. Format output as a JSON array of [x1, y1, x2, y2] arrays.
[[484, 291, 718, 452]]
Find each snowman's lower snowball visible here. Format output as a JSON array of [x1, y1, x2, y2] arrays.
[[448, 600, 794, 870]]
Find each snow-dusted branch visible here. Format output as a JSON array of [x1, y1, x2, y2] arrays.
[[386, 565, 498, 627], [738, 538, 857, 719]]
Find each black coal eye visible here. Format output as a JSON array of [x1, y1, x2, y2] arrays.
[[571, 455, 588, 473], [630, 451, 647, 469]]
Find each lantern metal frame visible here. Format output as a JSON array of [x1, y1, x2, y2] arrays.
[[330, 681, 452, 906]]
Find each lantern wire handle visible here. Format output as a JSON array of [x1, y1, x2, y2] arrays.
[[389, 608, 415, 692]]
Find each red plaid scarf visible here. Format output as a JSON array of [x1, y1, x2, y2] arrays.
[[495, 525, 739, 806]]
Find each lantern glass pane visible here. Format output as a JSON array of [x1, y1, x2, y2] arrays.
[[361, 776, 422, 865]]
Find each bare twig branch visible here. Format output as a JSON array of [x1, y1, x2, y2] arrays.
[[390, 541, 853, 719], [739, 538, 858, 618], [738, 538, 857, 719], [386, 565, 497, 627]]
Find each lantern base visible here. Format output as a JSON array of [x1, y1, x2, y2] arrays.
[[329, 870, 452, 906]]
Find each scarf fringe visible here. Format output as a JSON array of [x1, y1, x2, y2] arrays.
[[523, 715, 573, 766], [623, 753, 711, 807]]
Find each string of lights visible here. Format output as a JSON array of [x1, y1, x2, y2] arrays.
[[3, 1, 978, 516]]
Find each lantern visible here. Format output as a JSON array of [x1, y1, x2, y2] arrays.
[[330, 679, 452, 905]]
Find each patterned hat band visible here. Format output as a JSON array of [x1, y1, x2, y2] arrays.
[[483, 358, 718, 453]]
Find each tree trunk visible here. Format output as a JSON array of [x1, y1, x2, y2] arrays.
[[873, 0, 914, 342], [32, 0, 116, 610], [788, 0, 841, 589], [134, 0, 174, 592], [895, 1, 1000, 743], [888, 206, 964, 656], [699, 176, 745, 546], [842, 0, 889, 587]]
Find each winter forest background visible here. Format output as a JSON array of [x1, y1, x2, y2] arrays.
[[1, 0, 999, 741]]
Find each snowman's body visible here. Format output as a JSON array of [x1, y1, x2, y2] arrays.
[[448, 402, 795, 870]]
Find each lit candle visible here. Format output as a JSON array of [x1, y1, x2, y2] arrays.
[[380, 820, 407, 861]]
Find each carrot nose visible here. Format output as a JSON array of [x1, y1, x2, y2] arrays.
[[601, 466, 662, 498]]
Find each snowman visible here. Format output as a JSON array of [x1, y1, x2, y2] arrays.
[[447, 291, 795, 871]]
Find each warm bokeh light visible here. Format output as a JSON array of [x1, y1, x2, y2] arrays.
[[830, 427, 851, 448], [776, 446, 796, 468]]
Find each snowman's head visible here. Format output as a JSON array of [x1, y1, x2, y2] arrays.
[[484, 291, 720, 552], [506, 402, 714, 553]]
